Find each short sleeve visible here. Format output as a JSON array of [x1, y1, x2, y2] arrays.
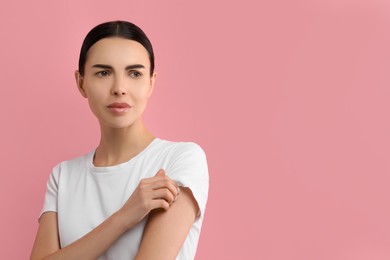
[[166, 142, 209, 219], [39, 164, 60, 219]]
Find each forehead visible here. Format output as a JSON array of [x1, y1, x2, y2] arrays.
[[85, 37, 150, 67]]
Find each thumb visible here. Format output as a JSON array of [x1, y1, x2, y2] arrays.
[[156, 169, 165, 176]]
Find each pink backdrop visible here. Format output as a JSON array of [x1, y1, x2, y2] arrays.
[[1, 0, 390, 259]]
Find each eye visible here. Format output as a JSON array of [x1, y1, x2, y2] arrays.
[[129, 71, 143, 78], [96, 71, 111, 77]]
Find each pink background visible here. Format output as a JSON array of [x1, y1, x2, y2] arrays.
[[1, 0, 390, 259]]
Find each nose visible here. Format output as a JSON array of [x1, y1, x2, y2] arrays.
[[112, 88, 126, 96], [111, 76, 127, 96]]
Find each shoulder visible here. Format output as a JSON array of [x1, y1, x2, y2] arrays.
[[157, 139, 208, 178], [50, 151, 93, 178], [157, 140, 209, 218], [156, 139, 206, 158]]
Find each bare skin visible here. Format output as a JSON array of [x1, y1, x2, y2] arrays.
[[30, 38, 199, 260]]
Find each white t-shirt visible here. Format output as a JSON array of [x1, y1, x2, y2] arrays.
[[40, 138, 209, 260]]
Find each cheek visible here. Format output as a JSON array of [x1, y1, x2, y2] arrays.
[[84, 84, 106, 109], [85, 79, 107, 97], [131, 89, 151, 115], [130, 83, 152, 101], [87, 93, 101, 112]]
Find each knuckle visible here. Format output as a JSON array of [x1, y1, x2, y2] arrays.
[[138, 182, 146, 189], [142, 200, 150, 210], [139, 183, 147, 191], [161, 201, 169, 210], [163, 189, 173, 200]]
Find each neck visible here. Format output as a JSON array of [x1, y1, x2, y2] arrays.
[[94, 119, 155, 166]]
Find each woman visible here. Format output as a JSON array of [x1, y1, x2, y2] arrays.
[[30, 21, 209, 260]]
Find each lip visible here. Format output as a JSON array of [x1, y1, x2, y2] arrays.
[[107, 102, 131, 114], [107, 102, 131, 108]]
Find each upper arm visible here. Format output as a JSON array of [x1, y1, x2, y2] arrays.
[[30, 212, 60, 260], [136, 187, 199, 260]]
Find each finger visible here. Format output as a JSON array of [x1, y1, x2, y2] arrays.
[[150, 178, 179, 199], [148, 170, 178, 190], [141, 174, 177, 188], [139, 170, 179, 199], [149, 199, 170, 211], [155, 169, 165, 176], [151, 188, 176, 204], [138, 169, 166, 184]]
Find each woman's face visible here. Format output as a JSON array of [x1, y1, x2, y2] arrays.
[[76, 37, 156, 129]]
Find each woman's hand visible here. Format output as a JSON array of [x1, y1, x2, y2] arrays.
[[116, 169, 180, 229]]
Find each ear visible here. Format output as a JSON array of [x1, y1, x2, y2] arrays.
[[147, 71, 157, 98], [75, 70, 87, 98]]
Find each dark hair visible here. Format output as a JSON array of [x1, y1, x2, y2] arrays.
[[78, 20, 155, 76]]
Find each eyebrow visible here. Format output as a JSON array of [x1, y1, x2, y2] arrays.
[[91, 64, 146, 70]]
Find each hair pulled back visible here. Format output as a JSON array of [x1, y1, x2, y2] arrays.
[[78, 21, 155, 76]]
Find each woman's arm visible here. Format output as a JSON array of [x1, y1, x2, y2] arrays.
[[30, 212, 60, 259], [30, 169, 179, 260], [135, 187, 199, 260], [30, 211, 128, 260]]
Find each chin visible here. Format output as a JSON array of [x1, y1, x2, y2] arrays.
[[97, 112, 142, 129], [101, 118, 140, 129], [107, 122, 135, 129]]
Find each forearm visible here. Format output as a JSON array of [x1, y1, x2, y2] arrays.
[[41, 212, 128, 260]]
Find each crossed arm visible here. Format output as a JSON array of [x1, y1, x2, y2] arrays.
[[30, 170, 198, 260]]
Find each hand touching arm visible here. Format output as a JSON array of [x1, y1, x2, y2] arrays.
[[135, 143, 209, 259], [30, 169, 179, 260]]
